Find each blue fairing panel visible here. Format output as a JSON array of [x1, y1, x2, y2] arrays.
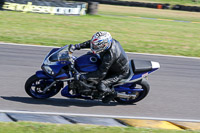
[[36, 70, 69, 79], [49, 62, 68, 76], [56, 73, 69, 79], [130, 68, 159, 81], [44, 48, 60, 60], [36, 71, 52, 79], [75, 53, 101, 72]]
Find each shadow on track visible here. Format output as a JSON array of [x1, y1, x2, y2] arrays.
[[1, 96, 135, 107]]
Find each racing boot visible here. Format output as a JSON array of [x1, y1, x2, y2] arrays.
[[102, 91, 117, 104], [97, 82, 116, 103]]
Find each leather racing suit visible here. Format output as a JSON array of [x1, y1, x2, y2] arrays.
[[74, 39, 130, 93]]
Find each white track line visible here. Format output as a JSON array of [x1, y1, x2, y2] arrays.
[[1, 42, 200, 60], [0, 110, 200, 122]]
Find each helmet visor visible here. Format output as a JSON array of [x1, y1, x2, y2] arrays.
[[91, 43, 107, 53]]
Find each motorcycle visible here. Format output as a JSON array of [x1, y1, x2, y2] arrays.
[[25, 45, 160, 104]]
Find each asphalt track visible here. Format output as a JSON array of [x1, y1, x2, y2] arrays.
[[0, 43, 200, 121]]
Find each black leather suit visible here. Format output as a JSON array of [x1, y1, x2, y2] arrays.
[[75, 39, 129, 93]]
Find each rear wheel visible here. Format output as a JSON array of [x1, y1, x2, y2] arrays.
[[25, 74, 63, 99], [115, 79, 150, 104]]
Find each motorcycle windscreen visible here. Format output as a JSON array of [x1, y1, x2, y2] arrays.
[[75, 53, 101, 72]]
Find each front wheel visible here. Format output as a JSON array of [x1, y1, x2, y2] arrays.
[[25, 74, 63, 99], [115, 79, 150, 104]]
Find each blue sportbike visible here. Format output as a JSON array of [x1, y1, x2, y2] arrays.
[[25, 45, 160, 104]]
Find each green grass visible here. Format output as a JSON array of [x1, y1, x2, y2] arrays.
[[119, 0, 200, 6], [0, 6, 200, 57], [99, 4, 200, 22], [0, 122, 200, 133]]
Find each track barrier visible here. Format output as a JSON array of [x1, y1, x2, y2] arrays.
[[1, 0, 87, 15], [1, 0, 200, 13], [70, 0, 200, 12]]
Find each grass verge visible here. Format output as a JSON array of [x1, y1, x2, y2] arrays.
[[99, 4, 200, 22], [0, 5, 200, 57], [118, 0, 200, 6], [0, 122, 200, 133]]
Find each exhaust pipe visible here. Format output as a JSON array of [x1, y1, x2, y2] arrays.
[[117, 93, 136, 99]]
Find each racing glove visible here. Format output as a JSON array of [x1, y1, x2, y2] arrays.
[[68, 44, 76, 53], [68, 43, 82, 53]]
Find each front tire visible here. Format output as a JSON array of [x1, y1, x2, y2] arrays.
[[25, 74, 63, 99], [115, 79, 150, 104]]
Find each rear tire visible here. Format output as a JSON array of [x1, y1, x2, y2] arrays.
[[115, 79, 150, 104], [25, 74, 63, 99]]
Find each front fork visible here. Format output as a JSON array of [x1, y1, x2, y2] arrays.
[[36, 70, 74, 94]]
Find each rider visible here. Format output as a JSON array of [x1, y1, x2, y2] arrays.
[[68, 31, 129, 103]]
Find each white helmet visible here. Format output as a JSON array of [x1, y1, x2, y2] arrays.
[[90, 31, 112, 54]]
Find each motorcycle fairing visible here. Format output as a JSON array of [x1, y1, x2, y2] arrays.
[[37, 60, 70, 79], [41, 45, 72, 78], [36, 70, 51, 79], [44, 48, 60, 61], [129, 60, 160, 82], [115, 60, 160, 86], [36, 70, 69, 79], [75, 53, 101, 72]]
